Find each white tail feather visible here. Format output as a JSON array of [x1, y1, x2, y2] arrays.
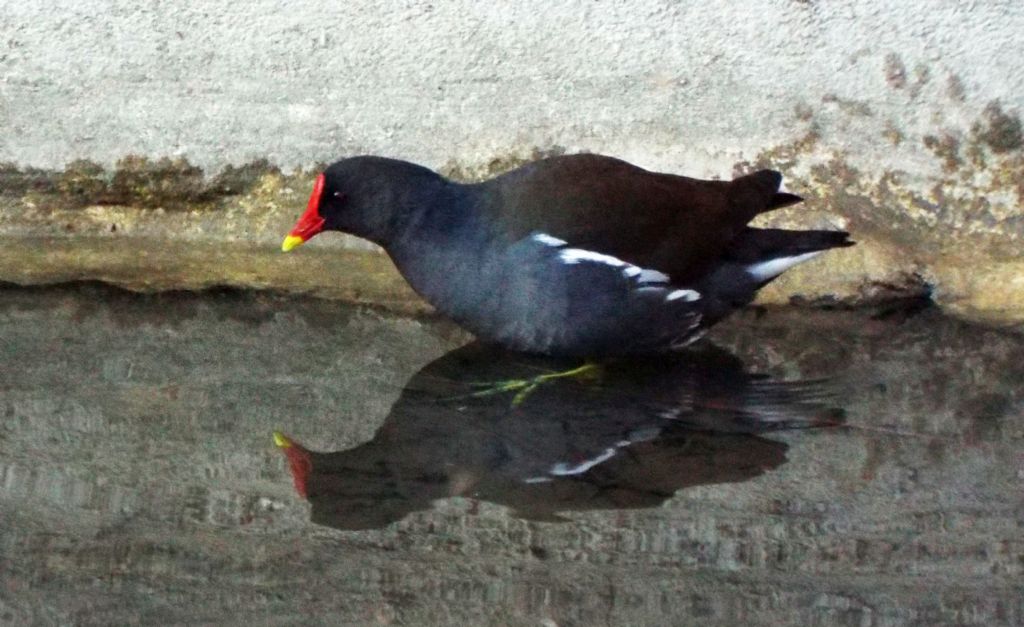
[[746, 251, 822, 281]]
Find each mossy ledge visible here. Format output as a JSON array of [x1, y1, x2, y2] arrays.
[[0, 156, 288, 211], [1, 136, 1023, 327]]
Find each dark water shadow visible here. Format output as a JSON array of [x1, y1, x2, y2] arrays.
[[277, 343, 845, 530]]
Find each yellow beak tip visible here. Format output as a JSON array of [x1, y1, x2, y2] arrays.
[[272, 431, 292, 448], [281, 235, 304, 252]]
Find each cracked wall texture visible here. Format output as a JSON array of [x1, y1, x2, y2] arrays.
[[1, 1, 1023, 321]]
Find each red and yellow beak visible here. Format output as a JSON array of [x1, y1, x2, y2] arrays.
[[273, 431, 312, 498], [282, 173, 327, 252]]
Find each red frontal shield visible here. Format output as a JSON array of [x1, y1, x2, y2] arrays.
[[282, 173, 327, 250]]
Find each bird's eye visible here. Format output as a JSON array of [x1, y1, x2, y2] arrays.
[[333, 191, 345, 198]]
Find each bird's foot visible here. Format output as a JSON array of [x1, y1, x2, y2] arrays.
[[466, 363, 602, 407]]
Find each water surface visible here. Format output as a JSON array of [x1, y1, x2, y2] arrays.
[[1, 285, 1021, 625]]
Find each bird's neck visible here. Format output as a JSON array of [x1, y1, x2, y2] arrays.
[[383, 181, 491, 312], [352, 162, 469, 249], [382, 176, 479, 250]]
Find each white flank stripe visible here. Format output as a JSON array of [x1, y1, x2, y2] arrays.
[[550, 448, 617, 476], [532, 233, 567, 247], [557, 245, 669, 285], [746, 251, 822, 281], [559, 248, 627, 267], [666, 289, 701, 302], [637, 269, 670, 284], [523, 476, 553, 484]]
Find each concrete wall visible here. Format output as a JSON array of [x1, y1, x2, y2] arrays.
[[2, 1, 1023, 320], [3, 1, 1021, 172]]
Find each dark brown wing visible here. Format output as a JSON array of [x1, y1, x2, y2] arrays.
[[479, 154, 788, 282]]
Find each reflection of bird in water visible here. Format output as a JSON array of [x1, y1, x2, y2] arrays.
[[274, 343, 845, 530]]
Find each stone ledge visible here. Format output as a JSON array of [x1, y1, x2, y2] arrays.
[[1, 150, 1023, 328], [0, 236, 427, 314]]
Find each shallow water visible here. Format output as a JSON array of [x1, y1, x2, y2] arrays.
[[1, 285, 1021, 626]]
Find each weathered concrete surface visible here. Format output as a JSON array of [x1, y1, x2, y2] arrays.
[[0, 156, 1016, 326], [3, 2, 1021, 172], [0, 237, 425, 311], [1, 285, 1022, 625], [1, 1, 1024, 322]]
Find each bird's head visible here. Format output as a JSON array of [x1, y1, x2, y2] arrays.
[[282, 156, 446, 251]]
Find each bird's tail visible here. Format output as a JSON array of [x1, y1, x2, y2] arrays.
[[692, 227, 854, 325], [727, 227, 854, 285], [728, 227, 854, 261]]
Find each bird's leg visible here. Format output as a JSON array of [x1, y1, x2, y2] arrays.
[[466, 363, 602, 407]]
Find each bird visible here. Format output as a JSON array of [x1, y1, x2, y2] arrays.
[[281, 153, 852, 357]]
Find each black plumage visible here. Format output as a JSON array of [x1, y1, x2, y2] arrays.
[[283, 154, 853, 356]]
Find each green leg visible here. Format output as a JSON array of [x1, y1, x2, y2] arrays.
[[465, 363, 602, 407]]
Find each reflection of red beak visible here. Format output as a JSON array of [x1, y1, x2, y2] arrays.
[[282, 173, 326, 252], [273, 431, 312, 498]]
